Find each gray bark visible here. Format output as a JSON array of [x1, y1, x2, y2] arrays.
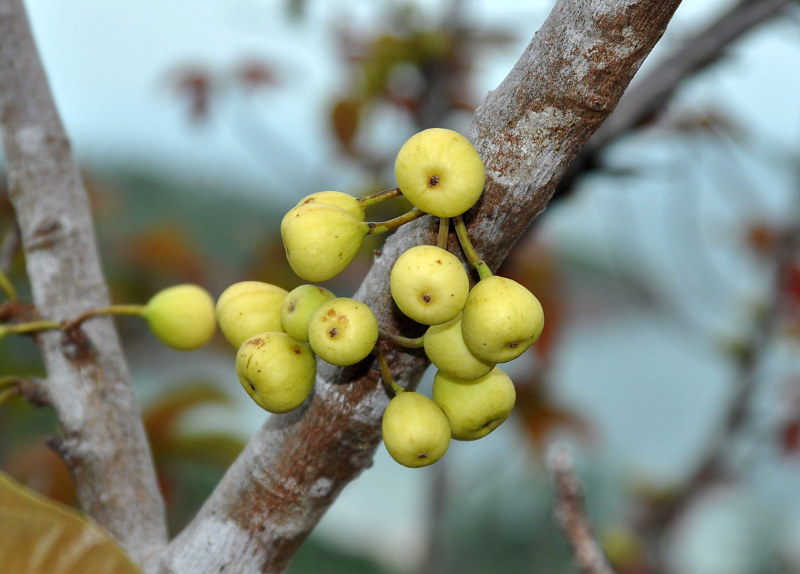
[[0, 0, 167, 566]]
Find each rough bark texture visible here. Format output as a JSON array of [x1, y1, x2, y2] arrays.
[[0, 0, 167, 565], [157, 1, 681, 572], [557, 0, 797, 195]]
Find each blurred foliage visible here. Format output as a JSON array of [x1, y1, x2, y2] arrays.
[[0, 472, 142, 573]]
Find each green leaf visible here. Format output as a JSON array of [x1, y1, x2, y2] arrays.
[[0, 472, 141, 574]]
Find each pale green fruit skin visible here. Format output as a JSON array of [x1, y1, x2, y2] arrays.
[[390, 245, 469, 325], [235, 332, 316, 413], [307, 298, 378, 366], [461, 275, 544, 363], [281, 203, 368, 282], [382, 392, 451, 468], [296, 191, 364, 221], [394, 128, 486, 217], [145, 284, 216, 351], [281, 284, 336, 342], [216, 281, 288, 348], [432, 367, 516, 441], [423, 313, 494, 380]]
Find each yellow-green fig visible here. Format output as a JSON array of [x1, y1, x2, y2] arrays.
[[216, 281, 288, 348], [281, 284, 336, 342], [307, 297, 378, 366], [390, 245, 469, 325], [432, 367, 516, 441], [295, 191, 364, 221], [461, 275, 544, 363], [382, 391, 450, 468], [145, 284, 216, 351], [235, 332, 316, 413], [423, 313, 494, 380], [281, 203, 369, 282], [394, 128, 486, 217]]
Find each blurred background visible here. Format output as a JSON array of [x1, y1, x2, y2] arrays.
[[2, 0, 800, 572]]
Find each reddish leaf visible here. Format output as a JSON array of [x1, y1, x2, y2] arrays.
[[780, 419, 800, 455], [330, 98, 361, 152], [237, 60, 278, 90]]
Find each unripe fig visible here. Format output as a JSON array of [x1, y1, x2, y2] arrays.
[[394, 128, 486, 217], [281, 203, 369, 282], [382, 391, 450, 468], [307, 297, 378, 366], [432, 367, 516, 441], [461, 275, 544, 363], [216, 281, 288, 348], [144, 284, 216, 351], [236, 332, 316, 413], [390, 245, 469, 325], [423, 313, 494, 380], [280, 284, 336, 342], [295, 191, 364, 221]]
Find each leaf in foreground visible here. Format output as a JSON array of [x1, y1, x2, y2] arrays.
[[0, 471, 141, 574]]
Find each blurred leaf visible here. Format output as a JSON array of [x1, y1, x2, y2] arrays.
[[163, 435, 244, 467], [144, 382, 233, 449], [169, 66, 213, 121], [0, 472, 140, 573], [331, 98, 362, 152], [237, 60, 279, 90], [5, 445, 76, 507], [744, 221, 781, 256], [121, 225, 207, 285], [514, 376, 590, 451]]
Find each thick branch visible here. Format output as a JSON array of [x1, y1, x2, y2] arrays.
[[0, 0, 166, 565], [550, 446, 616, 574], [158, 1, 681, 572], [557, 0, 797, 194]]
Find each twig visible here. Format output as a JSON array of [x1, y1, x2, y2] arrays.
[[637, 221, 800, 537], [549, 445, 616, 574]]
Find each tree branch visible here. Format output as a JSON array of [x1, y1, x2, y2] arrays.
[[158, 1, 681, 572], [556, 0, 798, 195], [636, 220, 800, 548], [0, 0, 167, 565], [550, 446, 616, 574]]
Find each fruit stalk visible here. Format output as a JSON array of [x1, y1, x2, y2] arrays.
[[0, 384, 20, 406], [367, 209, 425, 235], [437, 217, 450, 249], [376, 348, 405, 395], [0, 267, 17, 301], [0, 319, 61, 338], [357, 187, 402, 209], [378, 327, 424, 349], [71, 304, 146, 327], [454, 215, 492, 280]]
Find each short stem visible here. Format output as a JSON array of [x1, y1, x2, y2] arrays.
[[454, 215, 492, 280], [0, 268, 17, 301], [0, 319, 61, 339], [376, 348, 405, 395], [437, 217, 450, 249], [0, 376, 20, 389], [367, 209, 425, 235], [71, 304, 146, 327], [0, 385, 20, 406], [357, 187, 402, 210], [379, 327, 425, 349]]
